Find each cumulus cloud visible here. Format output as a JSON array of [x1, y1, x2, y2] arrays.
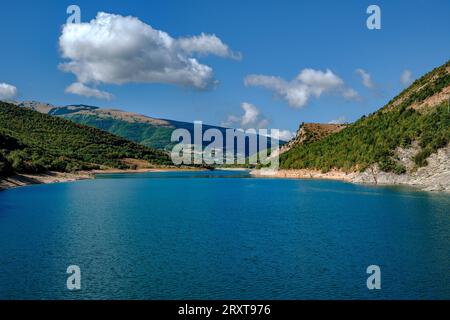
[[277, 130, 296, 141], [0, 83, 18, 100], [177, 33, 241, 60], [59, 12, 239, 96], [355, 68, 374, 89], [222, 102, 269, 129], [328, 116, 347, 124], [65, 82, 113, 100], [240, 102, 269, 128], [222, 102, 295, 141], [342, 88, 359, 100], [400, 70, 414, 86], [244, 69, 358, 108]]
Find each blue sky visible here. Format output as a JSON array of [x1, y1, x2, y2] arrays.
[[0, 0, 449, 135]]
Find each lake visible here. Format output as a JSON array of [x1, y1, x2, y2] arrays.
[[0, 170, 449, 299]]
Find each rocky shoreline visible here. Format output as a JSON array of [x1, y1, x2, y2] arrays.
[[251, 168, 449, 192], [251, 168, 356, 182], [251, 141, 450, 192], [0, 172, 93, 191], [250, 145, 450, 193], [353, 144, 450, 192], [2, 154, 448, 192], [0, 167, 206, 191]]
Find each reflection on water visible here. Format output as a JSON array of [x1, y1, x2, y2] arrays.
[[0, 171, 449, 299]]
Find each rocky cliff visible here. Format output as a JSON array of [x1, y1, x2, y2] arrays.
[[279, 122, 347, 154], [354, 142, 450, 191]]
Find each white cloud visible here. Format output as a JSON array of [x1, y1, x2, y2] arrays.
[[177, 33, 241, 60], [342, 88, 359, 99], [263, 129, 295, 142], [0, 83, 18, 100], [244, 69, 358, 108], [328, 116, 347, 124], [222, 102, 269, 129], [241, 102, 268, 128], [355, 68, 374, 88], [222, 102, 295, 141], [277, 130, 296, 141], [59, 12, 239, 95], [65, 82, 113, 100], [400, 69, 414, 86]]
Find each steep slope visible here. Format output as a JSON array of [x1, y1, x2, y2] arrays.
[[0, 102, 171, 177], [12, 101, 176, 150], [279, 123, 347, 155], [279, 60, 450, 189], [61, 107, 176, 150]]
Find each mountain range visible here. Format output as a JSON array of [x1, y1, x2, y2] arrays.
[[9, 101, 281, 155]]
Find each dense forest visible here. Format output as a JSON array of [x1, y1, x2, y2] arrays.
[[0, 102, 172, 177], [280, 60, 450, 173]]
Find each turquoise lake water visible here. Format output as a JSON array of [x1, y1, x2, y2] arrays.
[[0, 170, 449, 299]]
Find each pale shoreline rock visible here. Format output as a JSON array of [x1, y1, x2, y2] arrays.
[[251, 168, 356, 182], [0, 167, 206, 191], [0, 172, 93, 191], [251, 144, 450, 193], [251, 168, 449, 192], [354, 143, 450, 192], [2, 145, 448, 193], [250, 145, 450, 192]]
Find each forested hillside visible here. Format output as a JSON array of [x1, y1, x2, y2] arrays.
[[0, 102, 171, 177], [280, 60, 450, 173]]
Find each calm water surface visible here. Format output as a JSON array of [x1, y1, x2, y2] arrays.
[[0, 170, 449, 299]]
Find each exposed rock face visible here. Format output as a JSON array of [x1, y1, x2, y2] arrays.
[[14, 100, 57, 114], [279, 122, 347, 155], [0, 172, 93, 191], [68, 108, 173, 126], [354, 143, 450, 192], [254, 142, 450, 192]]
